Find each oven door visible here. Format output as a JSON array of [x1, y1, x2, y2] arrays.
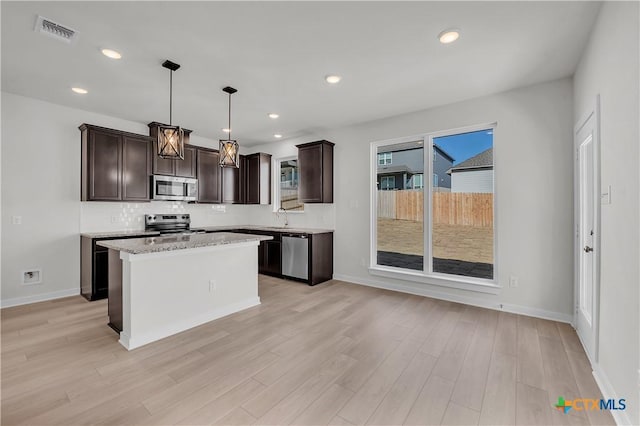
[[152, 175, 198, 201]]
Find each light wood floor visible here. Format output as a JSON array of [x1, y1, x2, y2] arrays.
[[1, 276, 614, 426]]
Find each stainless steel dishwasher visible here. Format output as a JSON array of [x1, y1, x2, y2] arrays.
[[281, 234, 309, 281]]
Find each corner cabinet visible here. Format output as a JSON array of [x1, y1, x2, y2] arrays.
[[297, 140, 334, 203], [80, 124, 152, 202], [148, 122, 195, 178]]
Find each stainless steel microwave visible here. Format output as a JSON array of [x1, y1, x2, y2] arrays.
[[152, 175, 198, 201]]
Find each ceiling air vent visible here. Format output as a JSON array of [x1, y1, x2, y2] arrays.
[[34, 15, 78, 44]]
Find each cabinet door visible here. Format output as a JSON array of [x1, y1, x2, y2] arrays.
[[245, 155, 260, 204], [197, 149, 221, 203], [89, 129, 121, 200], [152, 138, 175, 176], [122, 136, 151, 201], [257, 240, 267, 274], [94, 247, 109, 299], [175, 146, 197, 178], [264, 240, 282, 275], [298, 144, 323, 203], [222, 165, 242, 204]]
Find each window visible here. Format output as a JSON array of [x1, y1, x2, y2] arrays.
[[378, 152, 392, 165], [380, 176, 395, 190], [413, 174, 424, 189], [372, 124, 496, 290], [275, 157, 303, 211]]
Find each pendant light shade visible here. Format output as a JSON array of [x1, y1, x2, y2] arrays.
[[219, 86, 240, 168], [157, 60, 185, 160]]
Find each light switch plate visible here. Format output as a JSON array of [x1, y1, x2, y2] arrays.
[[601, 185, 611, 205]]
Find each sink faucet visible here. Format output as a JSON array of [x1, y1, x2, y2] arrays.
[[277, 207, 289, 227]]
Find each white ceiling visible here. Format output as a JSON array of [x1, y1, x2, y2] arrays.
[[1, 1, 600, 146]]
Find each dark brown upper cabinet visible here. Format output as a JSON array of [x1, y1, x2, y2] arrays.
[[148, 122, 195, 178], [196, 148, 222, 203], [80, 124, 152, 202], [296, 140, 334, 203], [245, 153, 272, 205], [222, 162, 243, 204]]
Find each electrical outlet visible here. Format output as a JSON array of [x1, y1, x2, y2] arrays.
[[509, 276, 519, 288], [22, 269, 42, 285], [209, 280, 217, 292], [12, 216, 22, 225]]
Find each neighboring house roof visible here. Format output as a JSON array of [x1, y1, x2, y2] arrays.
[[377, 165, 418, 175], [378, 141, 422, 154], [448, 148, 493, 173], [377, 142, 455, 163], [434, 144, 455, 162]]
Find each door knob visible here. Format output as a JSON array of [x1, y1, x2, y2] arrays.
[[584, 246, 593, 253]]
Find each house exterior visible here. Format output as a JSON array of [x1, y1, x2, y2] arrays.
[[448, 147, 494, 193], [377, 143, 454, 191]]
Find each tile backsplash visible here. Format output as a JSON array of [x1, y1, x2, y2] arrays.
[[79, 202, 335, 232], [80, 201, 249, 232]]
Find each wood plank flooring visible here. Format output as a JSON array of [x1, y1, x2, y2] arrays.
[[1, 276, 614, 425]]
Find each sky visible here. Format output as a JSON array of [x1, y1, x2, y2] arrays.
[[434, 129, 493, 165]]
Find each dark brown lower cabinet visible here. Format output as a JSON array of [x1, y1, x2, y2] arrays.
[[262, 239, 282, 276], [224, 229, 333, 285], [81, 234, 155, 302], [107, 249, 123, 332]]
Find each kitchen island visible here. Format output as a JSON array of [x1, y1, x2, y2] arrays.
[[98, 232, 272, 350]]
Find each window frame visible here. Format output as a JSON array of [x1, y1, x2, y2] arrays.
[[377, 152, 392, 165], [273, 155, 304, 213], [369, 122, 499, 294]]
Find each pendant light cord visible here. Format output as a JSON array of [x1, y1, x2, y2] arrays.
[[169, 71, 173, 126], [228, 92, 232, 139]]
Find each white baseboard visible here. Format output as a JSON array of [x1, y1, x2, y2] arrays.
[[333, 273, 573, 324], [121, 297, 261, 350], [592, 364, 633, 425], [0, 288, 80, 308]]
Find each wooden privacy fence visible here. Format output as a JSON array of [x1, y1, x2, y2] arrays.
[[377, 190, 493, 227]]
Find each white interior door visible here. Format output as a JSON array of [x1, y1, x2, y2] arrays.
[[574, 105, 600, 362]]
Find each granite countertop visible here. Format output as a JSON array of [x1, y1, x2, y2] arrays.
[[97, 232, 273, 255], [81, 230, 161, 239], [196, 225, 334, 235]]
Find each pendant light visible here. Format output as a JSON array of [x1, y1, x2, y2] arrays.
[[219, 86, 240, 168], [157, 60, 185, 160]]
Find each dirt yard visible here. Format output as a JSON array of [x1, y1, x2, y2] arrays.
[[377, 218, 494, 264]]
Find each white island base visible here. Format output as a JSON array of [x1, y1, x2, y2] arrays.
[[113, 240, 261, 350]]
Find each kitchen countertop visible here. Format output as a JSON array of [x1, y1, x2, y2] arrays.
[[81, 230, 161, 239], [82, 225, 334, 240], [195, 225, 334, 235], [97, 232, 273, 255]]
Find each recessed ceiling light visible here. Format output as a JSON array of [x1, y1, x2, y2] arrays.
[[222, 128, 231, 133], [274, 134, 283, 139], [268, 113, 279, 119], [438, 29, 460, 44], [71, 87, 88, 94], [325, 75, 341, 84], [101, 48, 122, 59]]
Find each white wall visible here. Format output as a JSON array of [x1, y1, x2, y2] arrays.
[[0, 92, 251, 306], [250, 77, 575, 320], [451, 169, 494, 193], [573, 2, 639, 425]]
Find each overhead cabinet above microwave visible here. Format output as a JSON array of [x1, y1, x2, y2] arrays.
[[80, 124, 153, 202], [80, 123, 272, 205], [148, 122, 196, 178]]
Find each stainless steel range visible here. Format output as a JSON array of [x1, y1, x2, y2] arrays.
[[144, 214, 205, 235]]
